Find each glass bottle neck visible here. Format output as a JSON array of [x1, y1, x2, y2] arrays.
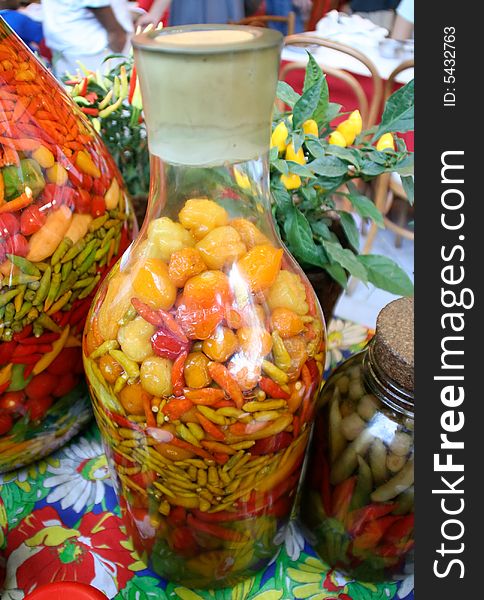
[[143, 152, 272, 227], [362, 340, 414, 417]]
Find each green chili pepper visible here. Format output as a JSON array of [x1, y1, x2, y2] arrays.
[[33, 266, 51, 306], [7, 364, 32, 392], [4, 302, 15, 324], [44, 272, 62, 312], [90, 340, 119, 360], [16, 301, 33, 321], [35, 313, 61, 333], [0, 290, 19, 308], [350, 456, 374, 511], [2, 158, 45, 199], [61, 260, 72, 281], [51, 238, 73, 266], [73, 239, 99, 270], [109, 349, 140, 380], [88, 214, 109, 232], [62, 238, 87, 263], [76, 247, 98, 276], [6, 254, 41, 277], [78, 275, 100, 299], [4, 274, 40, 286], [57, 271, 78, 300]]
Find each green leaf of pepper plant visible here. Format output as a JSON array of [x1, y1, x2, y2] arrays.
[[323, 240, 368, 282], [276, 80, 300, 108], [302, 53, 329, 126], [401, 175, 414, 205], [284, 205, 327, 268], [372, 79, 414, 140], [337, 211, 360, 251], [293, 75, 324, 129], [357, 254, 414, 296], [346, 182, 385, 227]]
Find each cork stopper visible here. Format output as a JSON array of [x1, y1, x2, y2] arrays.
[[373, 296, 414, 391], [132, 25, 282, 167]]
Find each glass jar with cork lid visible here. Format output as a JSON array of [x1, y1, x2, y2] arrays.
[[83, 25, 326, 588], [300, 297, 414, 582]]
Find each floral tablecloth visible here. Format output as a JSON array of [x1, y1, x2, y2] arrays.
[[0, 319, 414, 600]]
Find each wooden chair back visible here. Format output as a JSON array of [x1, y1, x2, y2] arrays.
[[360, 58, 415, 255], [283, 34, 383, 127], [230, 12, 296, 36]]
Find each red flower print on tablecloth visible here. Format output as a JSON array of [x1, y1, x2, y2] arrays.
[[4, 506, 143, 598]]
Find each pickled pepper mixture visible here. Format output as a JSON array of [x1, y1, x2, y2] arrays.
[[84, 197, 325, 579], [0, 27, 132, 467]]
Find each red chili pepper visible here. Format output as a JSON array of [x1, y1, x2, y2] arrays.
[[381, 514, 414, 545], [213, 452, 229, 465], [163, 397, 193, 421], [171, 351, 187, 396], [0, 341, 16, 364], [128, 65, 137, 104], [0, 381, 11, 395], [170, 437, 212, 460], [23, 363, 35, 379], [332, 476, 357, 523], [185, 388, 225, 405], [292, 414, 300, 438], [170, 526, 198, 558], [105, 408, 144, 432], [75, 188, 91, 214], [259, 377, 290, 400], [186, 514, 246, 542], [12, 344, 53, 358], [352, 515, 401, 551], [197, 412, 225, 441], [69, 298, 93, 327], [12, 325, 33, 342], [167, 506, 186, 527], [81, 107, 99, 117], [11, 354, 41, 364], [78, 77, 88, 97], [19, 332, 60, 345], [132, 298, 188, 343], [85, 91, 98, 104], [250, 431, 292, 455], [151, 330, 189, 361], [374, 539, 414, 557], [347, 503, 396, 537], [91, 195, 106, 218], [212, 399, 235, 409]]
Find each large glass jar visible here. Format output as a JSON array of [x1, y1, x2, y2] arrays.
[[300, 297, 414, 582], [0, 21, 135, 472], [83, 25, 326, 588]]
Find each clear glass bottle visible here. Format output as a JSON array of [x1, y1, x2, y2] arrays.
[[300, 297, 414, 582], [0, 20, 135, 472], [83, 25, 326, 588]]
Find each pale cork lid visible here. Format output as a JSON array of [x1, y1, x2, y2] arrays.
[[373, 296, 414, 391]]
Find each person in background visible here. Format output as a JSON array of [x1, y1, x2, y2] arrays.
[[345, 0, 399, 30], [265, 0, 312, 34], [135, 0, 244, 28], [42, 0, 133, 79], [390, 0, 413, 40], [0, 0, 43, 50]]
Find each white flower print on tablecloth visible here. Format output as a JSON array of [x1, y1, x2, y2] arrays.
[[43, 436, 112, 512], [325, 319, 369, 371]]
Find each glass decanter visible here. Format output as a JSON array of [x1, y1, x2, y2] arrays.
[[83, 25, 326, 588]]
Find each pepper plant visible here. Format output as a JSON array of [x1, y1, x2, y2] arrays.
[[65, 53, 414, 296], [270, 54, 414, 295]]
